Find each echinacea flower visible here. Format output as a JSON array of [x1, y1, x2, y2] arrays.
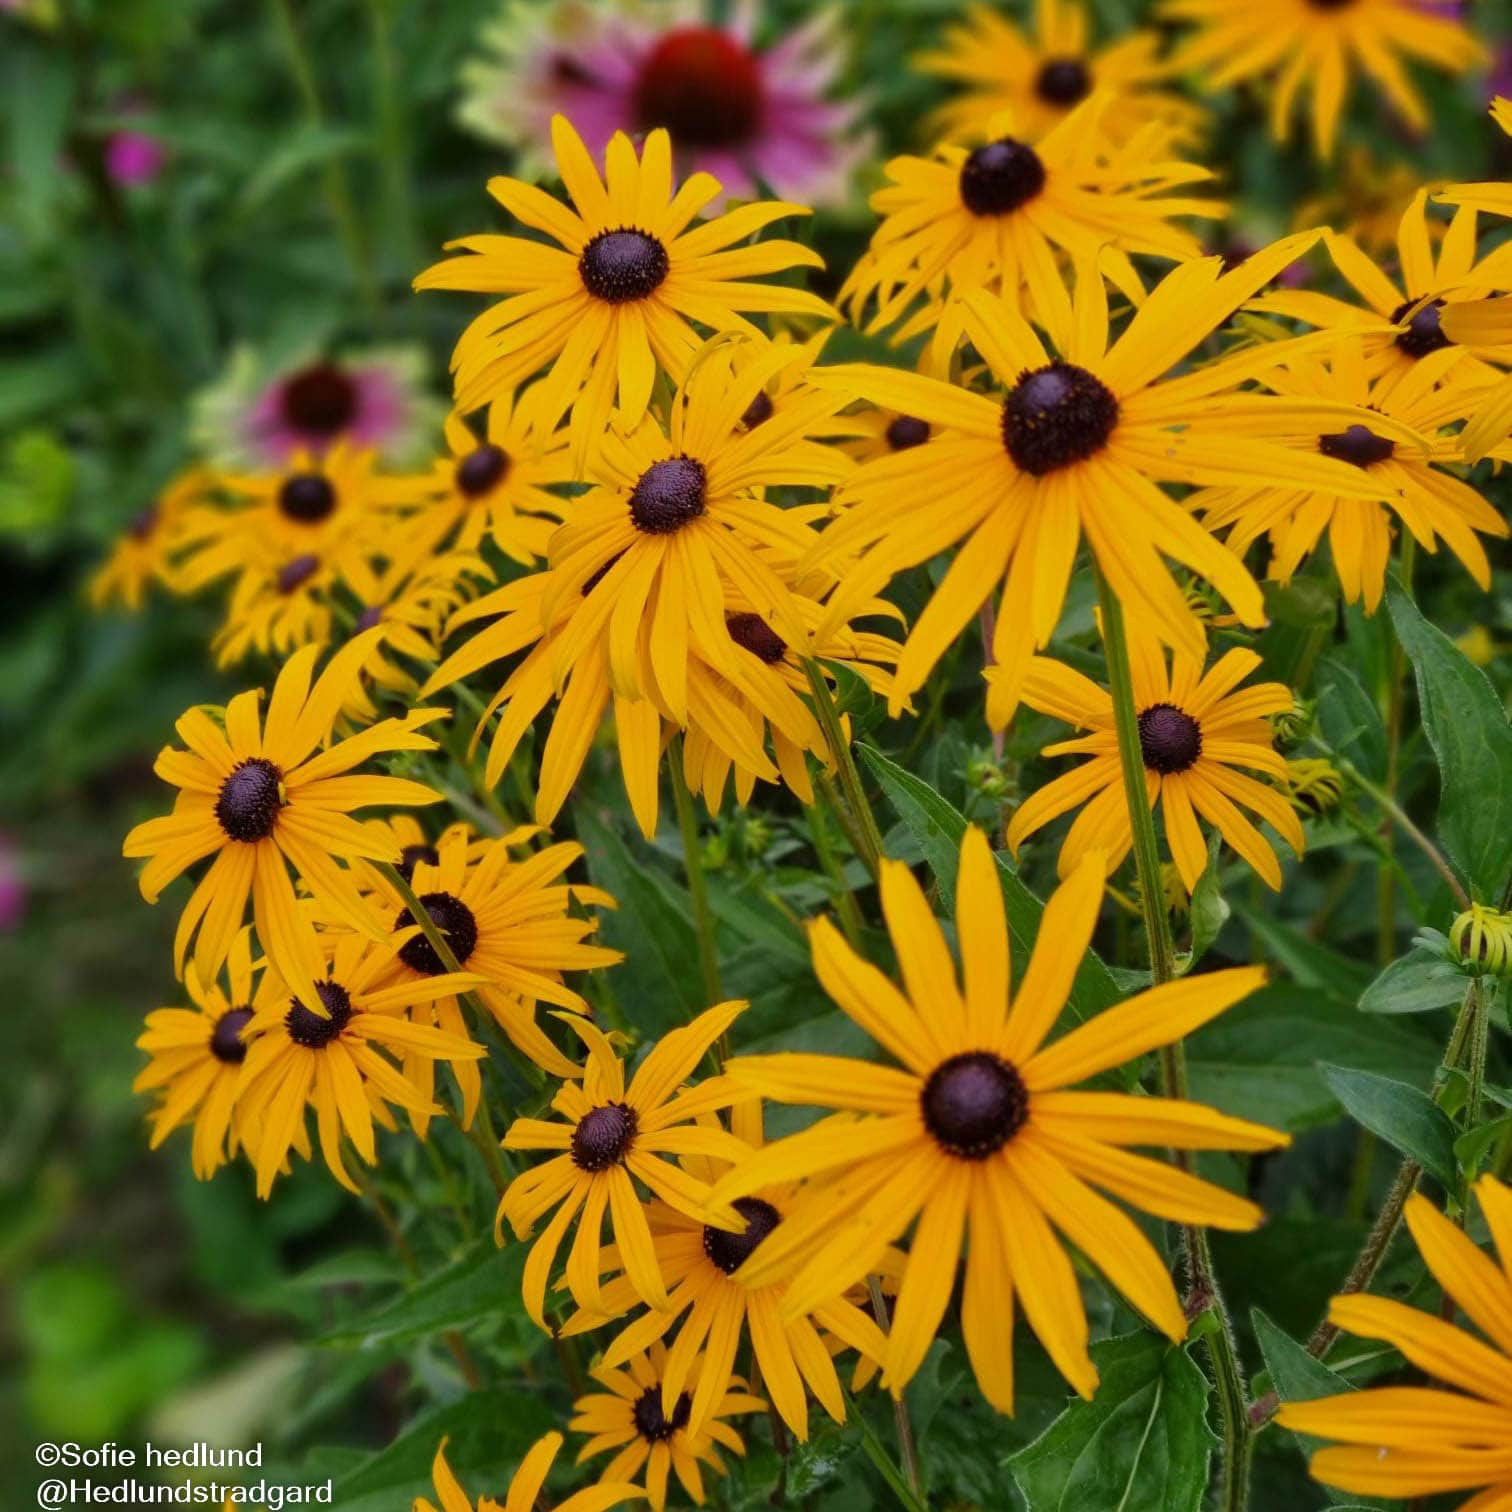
[[498, 1003, 748, 1330], [569, 1342, 763, 1512], [1277, 1179, 1512, 1503], [414, 114, 834, 468], [458, 2, 867, 210], [1006, 625, 1304, 889], [237, 931, 486, 1197], [122, 632, 444, 1010], [710, 827, 1286, 1411], [1160, 0, 1486, 159], [89, 466, 213, 612], [416, 1431, 643, 1512]]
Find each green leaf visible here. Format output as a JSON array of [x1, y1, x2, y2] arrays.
[[1318, 1064, 1457, 1188], [1009, 1332, 1215, 1512], [1387, 580, 1512, 901], [1455, 1113, 1512, 1182], [1181, 831, 1230, 975], [1315, 653, 1387, 782], [859, 743, 1120, 1025], [1251, 1307, 1350, 1406], [1359, 948, 1467, 1015], [235, 124, 370, 215], [1231, 901, 1374, 1002]]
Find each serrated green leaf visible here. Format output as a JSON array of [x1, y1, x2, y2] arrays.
[[1318, 1064, 1457, 1188]]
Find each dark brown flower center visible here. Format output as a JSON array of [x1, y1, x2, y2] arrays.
[[571, 1102, 638, 1172], [1036, 57, 1092, 107], [629, 457, 707, 533], [215, 757, 283, 842], [703, 1196, 781, 1274], [885, 414, 930, 451], [632, 26, 764, 149], [1390, 296, 1450, 358], [280, 362, 358, 437], [396, 843, 439, 884], [740, 389, 774, 430], [209, 1006, 255, 1064], [352, 604, 384, 633], [959, 138, 1047, 217], [921, 1052, 1028, 1159], [1318, 423, 1395, 468], [394, 891, 478, 975], [278, 472, 337, 523], [1002, 362, 1119, 475], [455, 443, 510, 498], [1138, 702, 1203, 774], [579, 228, 670, 304], [633, 1385, 692, 1443], [277, 554, 321, 594], [286, 980, 353, 1049], [726, 612, 787, 664]]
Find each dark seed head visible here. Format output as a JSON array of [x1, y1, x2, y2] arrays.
[[885, 414, 931, 451], [1036, 57, 1092, 108], [579, 228, 670, 304], [571, 1101, 638, 1172], [455, 443, 510, 498], [921, 1051, 1028, 1159], [1138, 702, 1203, 774], [280, 362, 358, 437], [285, 979, 353, 1049], [1002, 362, 1119, 475], [703, 1196, 781, 1274], [277, 472, 337, 524], [1390, 297, 1450, 358], [633, 1385, 692, 1443], [632, 26, 764, 149], [394, 891, 479, 975], [276, 554, 321, 594], [740, 389, 775, 430], [726, 612, 787, 664], [629, 456, 707, 534], [209, 1006, 255, 1064], [215, 757, 283, 842], [959, 138, 1047, 217], [396, 843, 439, 884], [1318, 423, 1395, 469]]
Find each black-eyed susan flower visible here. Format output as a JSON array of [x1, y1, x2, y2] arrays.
[[569, 1342, 763, 1512], [1285, 757, 1345, 818], [1160, 0, 1485, 159], [414, 114, 833, 469], [1451, 903, 1512, 976], [1190, 339, 1508, 611], [1277, 1179, 1512, 1503], [709, 828, 1285, 1411], [808, 241, 1403, 725], [499, 1003, 748, 1331], [1007, 623, 1303, 889], [237, 931, 486, 1198], [913, 0, 1205, 147], [839, 94, 1223, 338], [134, 925, 281, 1180], [122, 631, 444, 1010], [417, 1430, 643, 1512], [89, 467, 212, 612], [1293, 147, 1442, 258], [560, 1100, 889, 1443]]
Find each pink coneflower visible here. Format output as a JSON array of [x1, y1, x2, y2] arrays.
[[457, 0, 869, 208], [104, 130, 165, 186]]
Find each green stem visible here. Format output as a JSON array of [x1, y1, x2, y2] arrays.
[[466, 1097, 515, 1200], [1336, 758, 1469, 910], [808, 792, 868, 950], [1376, 534, 1416, 961], [364, 0, 417, 287], [803, 659, 885, 878], [866, 1276, 923, 1501], [668, 739, 723, 1010]]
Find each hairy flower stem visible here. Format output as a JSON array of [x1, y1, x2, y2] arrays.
[[1377, 534, 1416, 962], [803, 658, 886, 877], [808, 798, 868, 950], [1096, 572, 1251, 1512], [867, 1276, 923, 1504]]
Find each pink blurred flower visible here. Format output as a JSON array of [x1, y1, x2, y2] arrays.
[[104, 129, 165, 186]]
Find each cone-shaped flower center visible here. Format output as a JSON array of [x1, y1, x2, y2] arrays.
[[210, 1006, 255, 1064], [277, 554, 321, 594], [1318, 423, 1395, 468], [630, 457, 707, 533], [1138, 702, 1203, 774], [286, 980, 353, 1049], [278, 472, 337, 523], [726, 612, 787, 664], [455, 443, 509, 497], [216, 757, 283, 842], [1002, 362, 1119, 475], [703, 1196, 782, 1274], [633, 1385, 692, 1443], [633, 27, 764, 149], [959, 138, 1047, 216], [394, 891, 479, 975], [886, 414, 931, 451], [571, 1102, 638, 1172], [579, 228, 671, 304], [1390, 296, 1450, 357], [1036, 57, 1092, 107], [280, 362, 357, 437], [922, 1052, 1028, 1159]]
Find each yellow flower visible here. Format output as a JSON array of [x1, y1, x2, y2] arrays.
[[1278, 1179, 1512, 1502], [1160, 0, 1485, 159], [913, 0, 1206, 147], [89, 466, 212, 612], [840, 93, 1223, 337], [1293, 147, 1442, 258], [569, 1342, 763, 1512], [711, 828, 1286, 1411], [236, 930, 486, 1197], [1285, 757, 1345, 817], [498, 1003, 749, 1330], [122, 632, 444, 1010], [415, 114, 834, 469], [1006, 627, 1303, 889], [1451, 903, 1512, 977], [415, 1432, 642, 1512]]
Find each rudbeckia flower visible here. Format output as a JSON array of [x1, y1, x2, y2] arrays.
[[498, 1003, 748, 1330], [414, 114, 834, 468], [569, 1342, 763, 1512], [416, 1431, 642, 1512], [808, 240, 1402, 725], [560, 1100, 889, 1443], [237, 931, 487, 1197], [1277, 1179, 1512, 1503], [1006, 625, 1304, 889], [89, 467, 212, 612], [709, 827, 1286, 1411], [839, 93, 1224, 338], [122, 631, 444, 1010], [1160, 0, 1485, 159], [914, 0, 1205, 147]]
